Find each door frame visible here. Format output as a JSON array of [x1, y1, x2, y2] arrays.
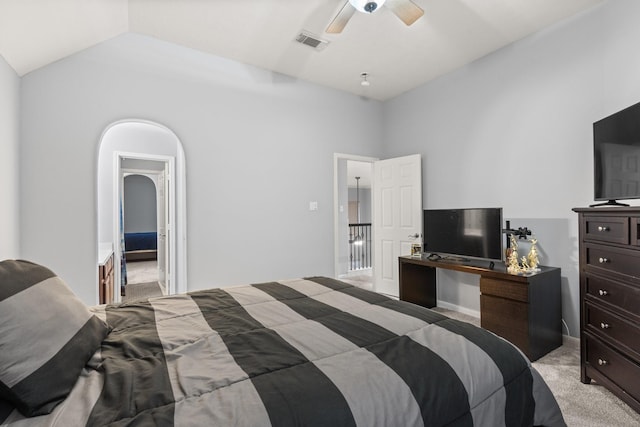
[[121, 167, 165, 288], [333, 153, 378, 279], [114, 151, 177, 301]]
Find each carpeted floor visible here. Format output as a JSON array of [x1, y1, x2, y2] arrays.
[[432, 307, 640, 426], [122, 281, 163, 303], [126, 260, 159, 284]]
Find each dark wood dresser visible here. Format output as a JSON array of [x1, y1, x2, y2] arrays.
[[573, 207, 640, 413]]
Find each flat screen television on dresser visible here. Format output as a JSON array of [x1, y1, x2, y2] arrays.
[[423, 207, 503, 261], [593, 100, 640, 206]]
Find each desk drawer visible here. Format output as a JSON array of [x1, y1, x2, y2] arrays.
[[585, 274, 640, 316], [586, 335, 640, 403], [480, 294, 529, 357], [585, 302, 640, 357], [585, 243, 640, 279], [584, 216, 629, 244], [480, 277, 528, 302]]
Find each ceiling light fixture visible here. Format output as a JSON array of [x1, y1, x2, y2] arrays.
[[360, 72, 370, 87], [349, 0, 386, 13]]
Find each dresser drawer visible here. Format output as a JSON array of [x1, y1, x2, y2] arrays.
[[585, 274, 640, 316], [585, 243, 640, 280], [585, 302, 640, 357], [632, 217, 640, 246], [585, 335, 640, 403], [583, 216, 629, 244]]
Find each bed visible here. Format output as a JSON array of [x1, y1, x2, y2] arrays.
[[0, 260, 566, 426], [124, 231, 157, 261]]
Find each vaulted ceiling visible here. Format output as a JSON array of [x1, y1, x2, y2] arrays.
[[0, 0, 602, 100]]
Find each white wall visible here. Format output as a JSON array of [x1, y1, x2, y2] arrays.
[[19, 33, 384, 304], [383, 0, 640, 337], [97, 121, 181, 244], [123, 175, 157, 233], [0, 55, 20, 260]]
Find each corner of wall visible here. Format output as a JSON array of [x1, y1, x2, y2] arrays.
[[0, 54, 20, 260]]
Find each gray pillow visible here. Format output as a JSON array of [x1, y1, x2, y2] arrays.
[[0, 260, 110, 417]]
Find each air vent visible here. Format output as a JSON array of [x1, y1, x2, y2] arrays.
[[295, 31, 329, 51]]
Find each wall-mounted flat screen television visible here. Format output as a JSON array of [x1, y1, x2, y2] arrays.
[[423, 208, 503, 261], [594, 101, 640, 205]]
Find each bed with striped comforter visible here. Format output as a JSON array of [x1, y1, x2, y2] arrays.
[[2, 277, 565, 426]]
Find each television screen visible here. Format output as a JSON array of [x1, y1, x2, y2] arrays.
[[423, 208, 503, 261], [594, 101, 640, 202]]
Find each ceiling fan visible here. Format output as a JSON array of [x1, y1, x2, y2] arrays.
[[326, 0, 424, 34]]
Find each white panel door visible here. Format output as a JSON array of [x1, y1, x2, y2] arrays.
[[373, 154, 422, 296], [157, 168, 167, 289]]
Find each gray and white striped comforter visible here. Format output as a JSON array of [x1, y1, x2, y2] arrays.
[[2, 277, 566, 426]]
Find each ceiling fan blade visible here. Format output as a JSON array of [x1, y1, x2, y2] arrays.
[[385, 0, 424, 26], [326, 1, 356, 34]]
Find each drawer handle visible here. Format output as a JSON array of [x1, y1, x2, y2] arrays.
[[598, 289, 609, 296], [597, 226, 610, 232], [598, 257, 610, 264], [598, 358, 608, 366], [600, 322, 610, 329]]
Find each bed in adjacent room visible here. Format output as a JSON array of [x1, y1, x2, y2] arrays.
[[0, 260, 565, 426], [124, 231, 157, 261]]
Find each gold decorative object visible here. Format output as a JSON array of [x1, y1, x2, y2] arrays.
[[506, 234, 522, 274], [507, 234, 541, 275], [527, 238, 540, 270]]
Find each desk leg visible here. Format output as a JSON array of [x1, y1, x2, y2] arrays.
[[399, 260, 436, 308]]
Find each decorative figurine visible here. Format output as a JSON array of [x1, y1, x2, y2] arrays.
[[527, 238, 540, 270], [507, 234, 542, 275], [507, 234, 522, 274]]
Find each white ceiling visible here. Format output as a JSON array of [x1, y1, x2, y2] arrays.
[[0, 0, 602, 101], [347, 160, 373, 189]]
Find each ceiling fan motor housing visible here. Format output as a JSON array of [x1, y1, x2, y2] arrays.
[[349, 0, 386, 14]]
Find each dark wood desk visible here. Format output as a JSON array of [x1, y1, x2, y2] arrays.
[[399, 255, 562, 361]]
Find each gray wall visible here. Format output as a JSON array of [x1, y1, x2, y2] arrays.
[[19, 33, 384, 304], [124, 174, 157, 233], [383, 0, 640, 337], [0, 55, 20, 260]]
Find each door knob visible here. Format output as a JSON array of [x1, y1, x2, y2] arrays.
[[408, 233, 420, 239]]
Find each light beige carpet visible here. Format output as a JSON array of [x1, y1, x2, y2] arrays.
[[122, 281, 163, 303], [125, 260, 159, 284]]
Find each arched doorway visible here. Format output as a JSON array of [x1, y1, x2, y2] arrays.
[[97, 120, 187, 303]]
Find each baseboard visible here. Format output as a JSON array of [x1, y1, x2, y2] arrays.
[[340, 269, 373, 278], [436, 300, 481, 319]]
